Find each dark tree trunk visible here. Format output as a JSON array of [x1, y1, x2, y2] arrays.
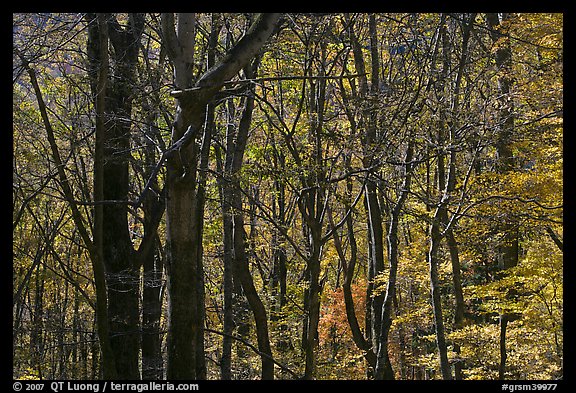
[[331, 194, 376, 370], [88, 13, 149, 379], [499, 314, 509, 380], [216, 103, 235, 379], [447, 229, 465, 379], [226, 59, 275, 380], [335, 50, 379, 376], [138, 57, 167, 381], [101, 14, 145, 380], [219, 182, 234, 379], [140, 175, 164, 381], [301, 225, 323, 380], [346, 16, 386, 369], [141, 251, 163, 380], [270, 154, 288, 326], [300, 63, 330, 380], [444, 14, 476, 380], [30, 264, 45, 379]]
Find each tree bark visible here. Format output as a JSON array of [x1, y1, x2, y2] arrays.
[[137, 36, 169, 379]]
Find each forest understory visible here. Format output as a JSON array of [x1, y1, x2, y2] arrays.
[[13, 13, 562, 381]]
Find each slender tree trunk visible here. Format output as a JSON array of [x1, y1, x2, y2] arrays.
[[268, 142, 292, 359], [302, 227, 323, 380], [446, 229, 465, 379], [374, 139, 414, 380], [270, 147, 288, 323], [364, 183, 385, 348], [329, 158, 376, 371], [227, 59, 275, 380], [498, 314, 509, 380], [487, 13, 519, 379], [211, 20, 233, 382], [216, 106, 235, 379], [30, 264, 45, 379], [347, 16, 386, 366], [487, 12, 518, 270], [300, 62, 330, 380], [270, 198, 288, 320], [446, 13, 476, 380], [141, 210, 164, 380], [232, 203, 275, 379], [139, 85, 167, 381], [428, 213, 452, 380], [218, 179, 234, 380], [335, 64, 379, 376]]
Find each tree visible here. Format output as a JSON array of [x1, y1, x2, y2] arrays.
[[160, 12, 281, 379], [86, 13, 147, 379]]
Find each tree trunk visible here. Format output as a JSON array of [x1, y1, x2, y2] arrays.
[[428, 214, 452, 380], [30, 264, 45, 379], [498, 314, 508, 380], [233, 206, 275, 380], [218, 178, 234, 380], [139, 73, 167, 382], [302, 228, 322, 380], [334, 50, 379, 376], [487, 13, 519, 379], [141, 259, 164, 379], [374, 139, 414, 380], [346, 16, 386, 366], [226, 58, 275, 380], [103, 14, 144, 379], [300, 64, 329, 380], [364, 182, 386, 350], [270, 148, 288, 327], [162, 12, 204, 378], [216, 105, 235, 379], [86, 13, 146, 379], [330, 184, 376, 370], [85, 13, 118, 379], [444, 14, 476, 380], [162, 13, 281, 379], [446, 229, 465, 379], [486, 12, 518, 270], [211, 20, 233, 382]]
